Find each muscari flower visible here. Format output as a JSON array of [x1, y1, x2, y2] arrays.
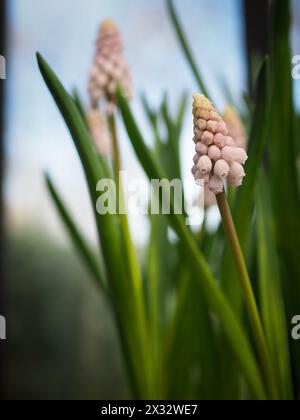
[[88, 19, 133, 113], [87, 20, 133, 156], [192, 94, 248, 195]]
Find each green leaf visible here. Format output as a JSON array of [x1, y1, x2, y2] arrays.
[[161, 94, 181, 179], [37, 53, 154, 399], [72, 88, 88, 127], [256, 174, 293, 400], [217, 59, 270, 399], [45, 173, 106, 290], [36, 53, 122, 286], [166, 250, 220, 399], [269, 0, 300, 391], [167, 0, 209, 97], [221, 57, 270, 311]]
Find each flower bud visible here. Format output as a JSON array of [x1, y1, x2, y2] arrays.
[[213, 133, 227, 149], [228, 162, 246, 187], [197, 155, 213, 175], [207, 120, 219, 134], [209, 175, 225, 194], [208, 145, 221, 161], [218, 121, 228, 136], [196, 173, 210, 185], [214, 159, 230, 178], [196, 119, 207, 131], [193, 153, 200, 164], [201, 130, 214, 146], [195, 143, 208, 156]]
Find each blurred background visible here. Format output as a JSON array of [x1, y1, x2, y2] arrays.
[[0, 0, 299, 400]]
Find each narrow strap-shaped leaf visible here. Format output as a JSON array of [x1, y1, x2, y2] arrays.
[[161, 96, 181, 179], [256, 173, 293, 400], [36, 54, 123, 286], [175, 92, 188, 139], [72, 88, 88, 127], [216, 58, 270, 398], [37, 53, 152, 399], [45, 174, 106, 290], [167, 0, 209, 97], [221, 58, 270, 311], [269, 0, 300, 391]]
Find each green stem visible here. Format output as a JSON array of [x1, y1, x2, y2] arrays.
[[216, 192, 279, 400]]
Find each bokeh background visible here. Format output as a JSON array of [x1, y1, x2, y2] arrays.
[[1, 0, 300, 399]]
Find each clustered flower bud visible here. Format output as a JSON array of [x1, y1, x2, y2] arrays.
[[88, 19, 133, 113], [87, 109, 111, 156], [192, 94, 247, 195], [223, 106, 247, 150]]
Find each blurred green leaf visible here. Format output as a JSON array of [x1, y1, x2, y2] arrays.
[[72, 88, 88, 127], [269, 0, 300, 393], [166, 251, 220, 399], [256, 174, 293, 400], [37, 53, 154, 399], [167, 0, 209, 97], [45, 174, 106, 291], [217, 58, 270, 399], [221, 58, 270, 310], [36, 53, 122, 287]]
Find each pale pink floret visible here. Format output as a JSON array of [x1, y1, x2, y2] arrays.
[[209, 175, 225, 194], [207, 120, 219, 134], [202, 131, 214, 146], [221, 146, 235, 162], [194, 127, 203, 141], [209, 111, 221, 122], [196, 119, 207, 131], [228, 162, 246, 187], [221, 146, 248, 165], [197, 155, 212, 175], [195, 142, 208, 156], [218, 121, 228, 136], [198, 109, 210, 120], [208, 145, 221, 161], [191, 165, 198, 176], [214, 159, 230, 179], [204, 185, 217, 207], [196, 173, 210, 185], [213, 133, 227, 149], [193, 154, 200, 165], [225, 136, 235, 146], [234, 148, 248, 165]]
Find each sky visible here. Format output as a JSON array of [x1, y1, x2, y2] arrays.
[[4, 0, 297, 247]]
